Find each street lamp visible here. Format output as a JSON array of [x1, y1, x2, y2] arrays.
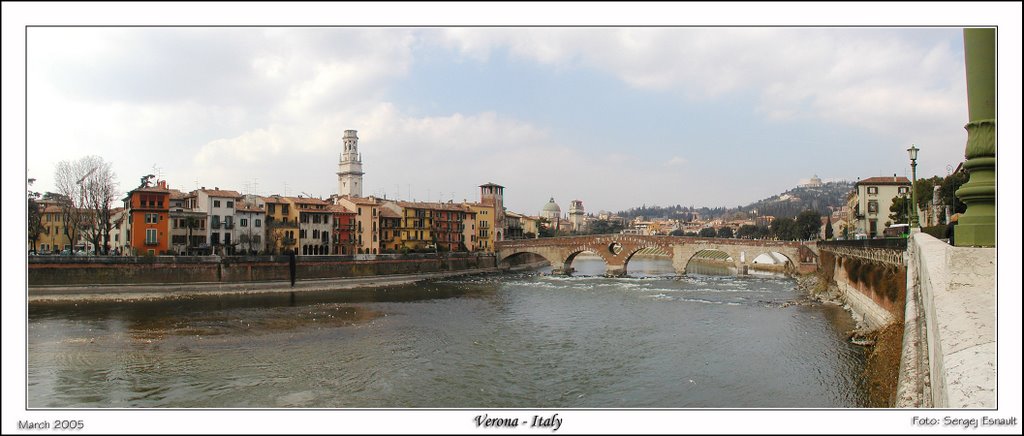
[[907, 144, 920, 228]]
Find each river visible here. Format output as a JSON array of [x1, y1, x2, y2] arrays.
[[27, 256, 868, 408]]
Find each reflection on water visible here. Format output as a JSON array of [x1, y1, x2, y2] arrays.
[[28, 258, 867, 408]]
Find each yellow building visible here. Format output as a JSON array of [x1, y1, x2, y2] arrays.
[[262, 195, 298, 254], [390, 201, 468, 252], [37, 204, 71, 254], [465, 202, 495, 252], [461, 206, 478, 251], [378, 204, 403, 252], [520, 215, 540, 238], [336, 196, 382, 254]]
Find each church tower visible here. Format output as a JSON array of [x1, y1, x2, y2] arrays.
[[337, 130, 364, 197]]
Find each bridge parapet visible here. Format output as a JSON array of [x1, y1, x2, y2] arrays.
[[497, 234, 816, 276], [818, 239, 906, 267]]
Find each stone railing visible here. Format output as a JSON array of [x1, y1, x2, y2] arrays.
[[818, 239, 906, 266]]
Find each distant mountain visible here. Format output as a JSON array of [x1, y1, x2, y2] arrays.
[[740, 181, 854, 219], [615, 181, 854, 221]]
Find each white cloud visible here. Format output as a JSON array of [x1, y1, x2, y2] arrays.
[[436, 28, 967, 143], [665, 156, 687, 166]]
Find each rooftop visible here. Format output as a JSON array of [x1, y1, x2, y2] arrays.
[[857, 176, 911, 186]]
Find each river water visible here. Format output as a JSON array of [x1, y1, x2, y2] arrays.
[[27, 257, 868, 408]]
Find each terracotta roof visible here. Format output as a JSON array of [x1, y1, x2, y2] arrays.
[[168, 189, 188, 200], [286, 196, 330, 205], [379, 207, 401, 218], [131, 186, 170, 194], [327, 204, 355, 214], [857, 176, 911, 186], [198, 188, 242, 198], [395, 201, 466, 211], [337, 196, 382, 205]]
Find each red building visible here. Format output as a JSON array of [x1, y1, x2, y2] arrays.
[[329, 204, 357, 255], [124, 180, 171, 256]]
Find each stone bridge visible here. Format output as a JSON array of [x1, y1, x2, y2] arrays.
[[496, 234, 818, 277]]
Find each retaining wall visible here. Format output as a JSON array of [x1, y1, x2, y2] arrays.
[[28, 253, 497, 287]]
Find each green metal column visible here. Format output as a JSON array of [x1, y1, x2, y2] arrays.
[[955, 28, 996, 247]]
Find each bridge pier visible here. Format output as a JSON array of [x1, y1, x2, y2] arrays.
[[605, 265, 626, 277], [551, 267, 573, 276]]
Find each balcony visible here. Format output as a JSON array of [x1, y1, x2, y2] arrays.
[[223, 222, 234, 229], [211, 222, 222, 229]]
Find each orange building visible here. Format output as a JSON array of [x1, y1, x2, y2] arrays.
[[123, 180, 171, 255]]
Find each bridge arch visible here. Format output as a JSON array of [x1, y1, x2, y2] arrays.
[[750, 249, 799, 274], [563, 248, 611, 276], [497, 248, 562, 272], [676, 248, 742, 275]]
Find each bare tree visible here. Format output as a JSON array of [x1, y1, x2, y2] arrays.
[[54, 161, 88, 252], [83, 158, 118, 254], [54, 156, 118, 254]]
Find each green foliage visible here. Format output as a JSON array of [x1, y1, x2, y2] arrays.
[[795, 210, 822, 240], [914, 176, 942, 210], [921, 225, 946, 239], [736, 224, 768, 239], [587, 219, 624, 235], [698, 227, 717, 238], [716, 226, 734, 238], [888, 195, 911, 225], [770, 217, 798, 241], [825, 216, 834, 240], [941, 170, 969, 214]]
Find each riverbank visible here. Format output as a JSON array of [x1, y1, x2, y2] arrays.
[[29, 267, 500, 304], [796, 272, 901, 407]]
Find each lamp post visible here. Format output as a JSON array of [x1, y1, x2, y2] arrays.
[[907, 144, 920, 229]]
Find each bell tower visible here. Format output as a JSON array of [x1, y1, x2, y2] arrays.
[[337, 130, 364, 197]]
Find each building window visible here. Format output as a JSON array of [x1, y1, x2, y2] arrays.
[[212, 233, 220, 244], [145, 213, 158, 224], [898, 187, 910, 194], [868, 201, 878, 214], [145, 228, 158, 245], [214, 200, 221, 208], [867, 187, 878, 195], [240, 218, 248, 227], [255, 219, 261, 227], [227, 201, 234, 208]]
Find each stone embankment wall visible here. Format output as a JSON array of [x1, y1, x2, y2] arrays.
[[818, 241, 907, 329], [28, 253, 496, 287]]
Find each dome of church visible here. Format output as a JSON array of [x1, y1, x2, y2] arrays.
[[541, 198, 561, 220]]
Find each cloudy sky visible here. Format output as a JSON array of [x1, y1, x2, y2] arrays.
[[18, 15, 1010, 217]]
